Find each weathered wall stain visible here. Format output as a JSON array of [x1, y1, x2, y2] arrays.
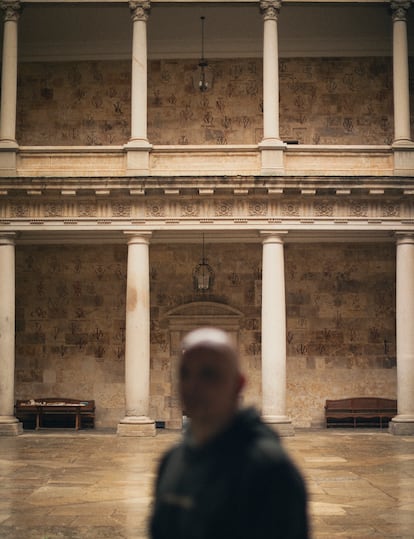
[[16, 57, 408, 146]]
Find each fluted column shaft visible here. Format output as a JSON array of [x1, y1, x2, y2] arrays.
[[261, 233, 293, 435], [390, 235, 414, 435], [117, 233, 155, 436], [260, 0, 281, 142], [129, 1, 150, 144], [391, 0, 412, 144], [0, 1, 20, 144], [0, 236, 21, 435]]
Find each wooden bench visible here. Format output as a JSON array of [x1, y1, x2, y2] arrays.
[[15, 398, 95, 430], [325, 397, 397, 429]]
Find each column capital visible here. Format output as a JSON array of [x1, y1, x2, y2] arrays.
[[0, 0, 21, 22], [129, 0, 150, 23], [395, 232, 414, 245], [124, 231, 152, 245], [260, 0, 282, 20], [0, 232, 16, 246], [260, 231, 288, 244], [391, 0, 411, 21]]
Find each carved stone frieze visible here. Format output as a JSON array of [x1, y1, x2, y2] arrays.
[[382, 202, 400, 217], [214, 200, 233, 217], [78, 202, 97, 217], [146, 200, 165, 218], [180, 201, 200, 217], [10, 203, 29, 217], [248, 200, 268, 216], [349, 201, 368, 217], [44, 203, 63, 218], [314, 200, 334, 217], [0, 193, 413, 227], [112, 202, 131, 218], [282, 202, 300, 217]]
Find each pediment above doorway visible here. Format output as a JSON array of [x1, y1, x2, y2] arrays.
[[165, 301, 243, 331]]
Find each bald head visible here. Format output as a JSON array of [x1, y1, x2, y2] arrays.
[[181, 327, 240, 374], [179, 328, 245, 442]]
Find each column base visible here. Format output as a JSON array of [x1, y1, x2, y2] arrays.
[[117, 416, 156, 437], [392, 142, 414, 175], [0, 417, 23, 436], [124, 140, 152, 175], [262, 415, 295, 437], [389, 415, 414, 435], [0, 142, 18, 177], [259, 139, 285, 174]]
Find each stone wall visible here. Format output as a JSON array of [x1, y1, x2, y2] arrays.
[[285, 243, 396, 427], [148, 242, 263, 422], [279, 57, 395, 145], [15, 245, 128, 428], [16, 56, 407, 146], [15, 241, 396, 429]]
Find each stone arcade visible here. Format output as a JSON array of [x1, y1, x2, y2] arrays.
[[0, 0, 413, 436]]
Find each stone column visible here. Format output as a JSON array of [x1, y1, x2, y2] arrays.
[[261, 233, 293, 436], [0, 235, 22, 435], [117, 233, 155, 436], [259, 0, 284, 174], [390, 234, 414, 435], [0, 1, 20, 176], [390, 0, 414, 174], [125, 0, 152, 175], [391, 0, 412, 145]]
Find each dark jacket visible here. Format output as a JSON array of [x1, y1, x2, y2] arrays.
[[150, 407, 309, 539]]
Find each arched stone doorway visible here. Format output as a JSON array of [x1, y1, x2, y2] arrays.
[[165, 301, 243, 428]]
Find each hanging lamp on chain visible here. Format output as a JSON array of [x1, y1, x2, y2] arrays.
[[193, 234, 214, 291]]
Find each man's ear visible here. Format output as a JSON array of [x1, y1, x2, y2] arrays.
[[236, 373, 246, 394]]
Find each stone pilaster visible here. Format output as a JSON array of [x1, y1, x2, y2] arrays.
[[0, 235, 22, 435], [259, 0, 284, 174], [165, 330, 184, 429], [390, 234, 414, 435], [0, 0, 20, 176], [125, 1, 152, 175], [261, 232, 293, 436], [117, 233, 155, 436]]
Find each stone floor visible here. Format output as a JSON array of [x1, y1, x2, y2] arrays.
[[0, 428, 413, 539]]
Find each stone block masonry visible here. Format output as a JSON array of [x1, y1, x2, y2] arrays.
[[16, 57, 405, 146], [14, 242, 396, 429]]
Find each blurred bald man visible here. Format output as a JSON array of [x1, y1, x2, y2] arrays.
[[150, 327, 309, 539]]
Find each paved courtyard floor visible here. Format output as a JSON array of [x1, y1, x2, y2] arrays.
[[0, 428, 413, 538]]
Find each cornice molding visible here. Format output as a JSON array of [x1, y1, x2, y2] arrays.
[[0, 174, 413, 193]]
